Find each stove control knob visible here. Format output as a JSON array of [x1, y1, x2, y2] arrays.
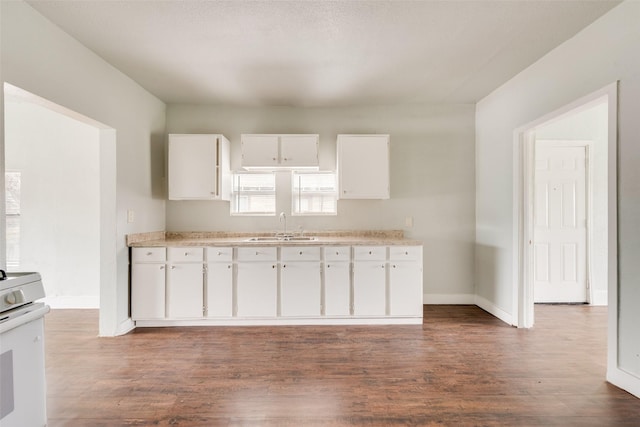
[[5, 292, 16, 305]]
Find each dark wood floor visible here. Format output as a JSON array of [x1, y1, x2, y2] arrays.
[[44, 305, 640, 426]]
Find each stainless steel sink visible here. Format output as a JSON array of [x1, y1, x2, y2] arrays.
[[244, 236, 317, 242]]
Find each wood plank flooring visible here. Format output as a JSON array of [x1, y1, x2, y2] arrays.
[[43, 305, 640, 426]]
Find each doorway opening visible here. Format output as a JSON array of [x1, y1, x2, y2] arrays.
[[512, 81, 618, 378], [3, 83, 117, 333]]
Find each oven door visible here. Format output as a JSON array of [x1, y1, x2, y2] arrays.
[[0, 303, 49, 427]]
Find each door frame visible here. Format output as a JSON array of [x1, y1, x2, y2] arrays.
[[512, 81, 619, 381], [532, 139, 592, 304]]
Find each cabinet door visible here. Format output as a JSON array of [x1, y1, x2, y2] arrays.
[[323, 262, 351, 316], [353, 261, 387, 316], [338, 134, 390, 199], [168, 134, 217, 200], [281, 262, 321, 317], [241, 135, 279, 168], [389, 261, 423, 316], [237, 262, 278, 317], [131, 263, 166, 320], [280, 135, 319, 167], [167, 263, 204, 319], [206, 262, 233, 317]]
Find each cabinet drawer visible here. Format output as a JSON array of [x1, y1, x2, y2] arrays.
[[237, 247, 277, 262], [323, 246, 351, 261], [281, 246, 321, 261], [206, 247, 233, 262], [353, 246, 387, 261], [132, 247, 166, 263], [389, 246, 422, 261], [168, 247, 204, 262]]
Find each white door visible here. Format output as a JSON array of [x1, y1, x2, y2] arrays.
[[206, 262, 233, 317], [353, 262, 386, 316], [241, 135, 279, 167], [167, 263, 204, 318], [236, 262, 277, 317], [323, 262, 351, 316], [389, 262, 423, 316], [534, 141, 588, 303], [280, 135, 319, 167]]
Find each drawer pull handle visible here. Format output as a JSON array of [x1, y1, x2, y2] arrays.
[[184, 252, 189, 256], [256, 251, 259, 256], [171, 266, 176, 270], [227, 265, 231, 269], [160, 266, 165, 270], [147, 252, 152, 256], [369, 251, 372, 255], [336, 251, 339, 255], [405, 252, 409, 255], [299, 251, 303, 255], [217, 251, 222, 256]]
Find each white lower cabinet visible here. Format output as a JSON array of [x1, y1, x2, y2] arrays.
[[131, 262, 166, 320], [206, 247, 233, 317], [167, 263, 204, 318], [353, 261, 387, 316], [131, 243, 423, 325], [389, 246, 423, 316], [206, 262, 233, 317], [281, 247, 321, 317], [323, 246, 351, 316], [236, 247, 278, 317]]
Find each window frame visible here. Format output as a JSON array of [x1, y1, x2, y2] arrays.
[[230, 171, 277, 216], [291, 171, 338, 216]]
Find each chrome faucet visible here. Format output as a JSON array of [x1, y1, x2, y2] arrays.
[[279, 212, 288, 237]]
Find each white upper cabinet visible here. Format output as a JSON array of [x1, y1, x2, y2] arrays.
[[337, 134, 390, 199], [168, 134, 230, 201], [241, 134, 319, 169]]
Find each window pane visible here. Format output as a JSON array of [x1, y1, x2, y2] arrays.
[[231, 173, 276, 215], [292, 172, 337, 215]]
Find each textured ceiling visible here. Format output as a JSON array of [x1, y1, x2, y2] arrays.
[[27, 0, 619, 107]]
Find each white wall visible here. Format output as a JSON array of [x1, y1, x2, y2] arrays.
[[535, 101, 608, 305], [476, 0, 640, 385], [166, 104, 476, 300], [5, 98, 100, 306], [0, 1, 166, 335]]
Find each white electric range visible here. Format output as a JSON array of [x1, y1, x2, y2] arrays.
[[0, 271, 49, 427]]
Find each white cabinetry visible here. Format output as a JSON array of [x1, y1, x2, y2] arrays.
[[205, 247, 234, 317], [352, 246, 387, 316], [131, 248, 166, 320], [167, 248, 204, 319], [389, 246, 423, 316], [168, 134, 231, 200], [323, 246, 351, 316], [241, 134, 319, 169], [236, 247, 278, 317], [281, 247, 321, 317], [337, 134, 390, 199]]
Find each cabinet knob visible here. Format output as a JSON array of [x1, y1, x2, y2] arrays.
[[405, 251, 409, 255], [272, 265, 276, 269], [217, 251, 222, 256], [299, 251, 303, 255], [272, 157, 277, 161], [146, 252, 152, 256], [392, 265, 397, 268], [369, 251, 372, 255], [336, 251, 339, 255], [184, 252, 189, 256], [255, 251, 259, 256], [227, 265, 231, 269], [171, 266, 176, 270], [327, 264, 331, 268], [283, 157, 289, 161], [381, 265, 385, 269], [160, 265, 165, 270], [283, 264, 287, 268]]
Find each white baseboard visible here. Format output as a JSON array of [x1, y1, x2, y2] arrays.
[[474, 295, 513, 326], [422, 293, 475, 304], [607, 366, 640, 399], [591, 290, 608, 306], [44, 295, 99, 309]]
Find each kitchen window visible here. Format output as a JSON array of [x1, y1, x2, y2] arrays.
[[231, 172, 276, 215], [292, 171, 337, 215]]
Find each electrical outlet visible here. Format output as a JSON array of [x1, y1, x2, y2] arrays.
[[405, 216, 413, 227], [127, 210, 135, 223]]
